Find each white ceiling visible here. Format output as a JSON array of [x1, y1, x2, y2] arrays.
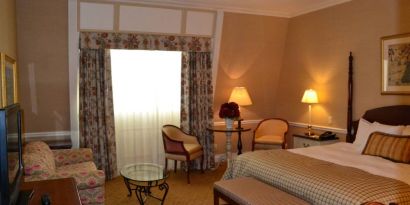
[[112, 0, 352, 17]]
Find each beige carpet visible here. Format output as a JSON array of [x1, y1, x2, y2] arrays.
[[105, 163, 226, 205]]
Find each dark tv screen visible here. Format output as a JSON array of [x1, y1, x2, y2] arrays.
[[7, 111, 19, 189], [0, 104, 22, 205]]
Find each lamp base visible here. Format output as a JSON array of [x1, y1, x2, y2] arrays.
[[305, 125, 314, 136], [236, 118, 243, 129], [305, 131, 316, 136]]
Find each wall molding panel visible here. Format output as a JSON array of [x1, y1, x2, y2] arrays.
[[79, 0, 216, 37], [213, 119, 347, 134]]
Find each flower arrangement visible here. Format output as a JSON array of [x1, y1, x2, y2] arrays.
[[219, 102, 240, 119]]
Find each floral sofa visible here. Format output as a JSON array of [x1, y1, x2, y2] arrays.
[[23, 141, 105, 205]]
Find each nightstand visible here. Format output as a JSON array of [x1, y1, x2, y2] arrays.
[[293, 134, 339, 148]]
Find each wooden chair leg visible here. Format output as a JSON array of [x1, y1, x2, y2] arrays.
[[213, 189, 220, 205], [200, 155, 204, 173], [187, 160, 191, 184], [252, 141, 255, 151], [165, 158, 168, 171], [174, 160, 177, 173]]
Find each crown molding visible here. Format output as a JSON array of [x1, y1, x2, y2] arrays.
[[290, 0, 351, 17], [106, 0, 352, 18]]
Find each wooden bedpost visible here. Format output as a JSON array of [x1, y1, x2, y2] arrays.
[[346, 52, 353, 142]]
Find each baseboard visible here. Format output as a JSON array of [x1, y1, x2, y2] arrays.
[[288, 122, 347, 134], [23, 131, 72, 149], [215, 153, 225, 163], [24, 131, 71, 139]]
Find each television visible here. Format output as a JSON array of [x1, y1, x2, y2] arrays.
[[0, 104, 23, 205]]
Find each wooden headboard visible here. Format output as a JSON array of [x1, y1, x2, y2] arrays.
[[349, 105, 410, 143], [345, 52, 410, 143]]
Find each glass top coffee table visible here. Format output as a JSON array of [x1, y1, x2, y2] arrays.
[[121, 163, 169, 205]]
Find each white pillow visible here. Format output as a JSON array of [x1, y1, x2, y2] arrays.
[[402, 125, 410, 135], [353, 118, 372, 151], [353, 119, 404, 152], [372, 122, 404, 135]]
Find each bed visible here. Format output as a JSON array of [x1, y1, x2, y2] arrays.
[[223, 53, 410, 205]]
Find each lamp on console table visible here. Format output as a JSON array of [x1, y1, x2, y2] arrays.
[[301, 89, 319, 136], [229, 87, 253, 129]]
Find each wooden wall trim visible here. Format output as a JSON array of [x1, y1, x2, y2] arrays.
[[213, 119, 347, 134]]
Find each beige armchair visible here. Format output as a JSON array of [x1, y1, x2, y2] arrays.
[[252, 118, 289, 150], [161, 125, 204, 184]]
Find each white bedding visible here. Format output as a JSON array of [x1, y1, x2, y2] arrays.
[[289, 142, 410, 185]]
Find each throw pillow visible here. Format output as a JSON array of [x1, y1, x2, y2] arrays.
[[362, 132, 410, 164]]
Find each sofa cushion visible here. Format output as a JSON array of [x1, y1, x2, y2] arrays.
[[53, 148, 94, 167], [56, 161, 97, 173], [57, 162, 105, 189], [255, 135, 284, 145]]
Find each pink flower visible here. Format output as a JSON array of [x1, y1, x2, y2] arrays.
[[88, 178, 97, 186]]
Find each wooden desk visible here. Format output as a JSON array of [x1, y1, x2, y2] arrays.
[[20, 178, 81, 205]]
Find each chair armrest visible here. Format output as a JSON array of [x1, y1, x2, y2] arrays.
[[52, 148, 94, 167], [163, 136, 188, 155], [24, 170, 105, 190], [24, 173, 57, 182], [56, 170, 105, 190]]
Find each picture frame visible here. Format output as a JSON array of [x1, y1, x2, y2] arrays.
[[381, 33, 410, 94], [1, 53, 18, 107]]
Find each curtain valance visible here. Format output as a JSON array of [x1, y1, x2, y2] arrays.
[[80, 32, 212, 52]]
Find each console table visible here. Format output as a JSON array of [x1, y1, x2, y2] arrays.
[[19, 178, 81, 205], [207, 126, 251, 162]]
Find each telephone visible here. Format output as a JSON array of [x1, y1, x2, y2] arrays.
[[319, 131, 336, 140]]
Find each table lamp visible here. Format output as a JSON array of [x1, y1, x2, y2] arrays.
[[229, 87, 253, 128], [301, 89, 318, 136]]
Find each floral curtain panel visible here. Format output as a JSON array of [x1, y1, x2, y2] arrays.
[[79, 48, 117, 179], [181, 52, 215, 169], [79, 32, 214, 172]]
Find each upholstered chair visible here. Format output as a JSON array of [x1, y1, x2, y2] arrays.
[[23, 141, 105, 205], [161, 124, 204, 184], [252, 118, 289, 151]]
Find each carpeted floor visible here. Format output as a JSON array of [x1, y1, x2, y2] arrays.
[[105, 163, 226, 205]]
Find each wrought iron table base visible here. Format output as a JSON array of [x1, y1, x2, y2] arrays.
[[123, 178, 169, 205]]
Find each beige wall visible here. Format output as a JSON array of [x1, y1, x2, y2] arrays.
[[0, 0, 17, 59], [12, 0, 410, 151], [276, 0, 410, 131], [214, 12, 289, 121], [16, 0, 70, 133]]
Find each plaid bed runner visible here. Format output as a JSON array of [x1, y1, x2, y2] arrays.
[[223, 150, 410, 205]]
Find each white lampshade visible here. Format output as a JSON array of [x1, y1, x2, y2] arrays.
[[229, 87, 253, 106], [301, 89, 319, 104]]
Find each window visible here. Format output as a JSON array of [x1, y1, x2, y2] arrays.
[[110, 50, 181, 169]]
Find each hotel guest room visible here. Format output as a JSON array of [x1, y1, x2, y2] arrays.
[[1, 0, 410, 204]]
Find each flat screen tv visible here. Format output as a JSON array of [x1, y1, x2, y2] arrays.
[[0, 104, 23, 205]]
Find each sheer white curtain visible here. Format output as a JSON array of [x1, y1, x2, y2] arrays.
[[110, 50, 181, 171]]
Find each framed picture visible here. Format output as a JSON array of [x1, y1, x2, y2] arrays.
[[381, 33, 410, 94], [1, 54, 18, 107]]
